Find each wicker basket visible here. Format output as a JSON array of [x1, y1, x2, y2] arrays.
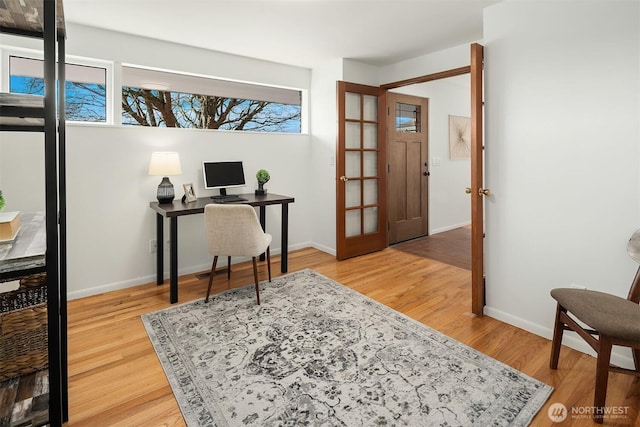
[[0, 273, 48, 382]]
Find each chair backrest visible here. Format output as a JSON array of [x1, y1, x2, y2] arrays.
[[204, 204, 268, 257], [627, 229, 640, 303]]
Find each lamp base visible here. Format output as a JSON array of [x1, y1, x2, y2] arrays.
[[157, 177, 175, 204]]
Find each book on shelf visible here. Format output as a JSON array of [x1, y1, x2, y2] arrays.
[[0, 211, 20, 241]]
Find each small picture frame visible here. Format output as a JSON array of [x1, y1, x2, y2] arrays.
[[182, 183, 197, 203]]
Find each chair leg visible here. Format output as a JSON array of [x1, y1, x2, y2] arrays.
[[205, 256, 218, 303], [266, 246, 271, 282], [252, 257, 260, 305], [227, 256, 231, 280], [593, 335, 613, 424], [550, 303, 566, 369]]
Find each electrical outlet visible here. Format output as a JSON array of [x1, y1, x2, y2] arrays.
[[149, 239, 157, 253], [569, 283, 587, 290]]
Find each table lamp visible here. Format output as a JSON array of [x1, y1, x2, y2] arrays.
[[149, 152, 182, 204]]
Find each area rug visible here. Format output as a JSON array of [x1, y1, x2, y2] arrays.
[[142, 269, 552, 426]]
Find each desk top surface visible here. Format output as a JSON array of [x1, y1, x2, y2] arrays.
[[150, 193, 295, 217]]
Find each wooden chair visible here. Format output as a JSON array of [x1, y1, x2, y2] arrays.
[[550, 230, 640, 423], [203, 204, 272, 304]]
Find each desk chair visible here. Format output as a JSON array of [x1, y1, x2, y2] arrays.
[[203, 204, 272, 304], [550, 230, 640, 423]]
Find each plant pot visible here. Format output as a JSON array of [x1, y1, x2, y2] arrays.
[[255, 183, 267, 196]]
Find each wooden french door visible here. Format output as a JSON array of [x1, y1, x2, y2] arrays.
[[470, 43, 486, 315], [336, 81, 387, 260], [387, 92, 429, 244]]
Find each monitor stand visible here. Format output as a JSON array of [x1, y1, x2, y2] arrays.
[[211, 188, 247, 202], [211, 188, 229, 200]]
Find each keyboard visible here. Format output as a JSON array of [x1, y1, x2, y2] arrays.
[[211, 196, 247, 204]]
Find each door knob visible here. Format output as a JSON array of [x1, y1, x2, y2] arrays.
[[340, 176, 349, 182], [465, 187, 472, 194], [479, 188, 491, 196]]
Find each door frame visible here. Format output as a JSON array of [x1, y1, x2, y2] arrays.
[[380, 44, 484, 315]]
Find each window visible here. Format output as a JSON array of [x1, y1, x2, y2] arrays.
[[395, 102, 420, 133], [121, 66, 302, 133], [9, 56, 108, 123]]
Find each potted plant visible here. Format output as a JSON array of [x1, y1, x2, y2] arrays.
[[0, 190, 4, 211], [255, 169, 270, 196]]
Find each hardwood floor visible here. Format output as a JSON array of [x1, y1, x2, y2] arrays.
[[393, 226, 472, 271], [56, 234, 639, 426]]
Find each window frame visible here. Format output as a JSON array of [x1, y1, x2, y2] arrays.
[[121, 63, 307, 134], [1, 46, 114, 125], [1, 46, 308, 133]]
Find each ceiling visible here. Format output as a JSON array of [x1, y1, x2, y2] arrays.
[[62, 0, 500, 69]]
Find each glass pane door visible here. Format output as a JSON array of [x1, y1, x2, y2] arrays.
[[345, 93, 379, 237], [336, 82, 387, 260]]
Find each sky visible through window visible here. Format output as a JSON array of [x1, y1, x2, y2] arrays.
[[10, 75, 107, 122]]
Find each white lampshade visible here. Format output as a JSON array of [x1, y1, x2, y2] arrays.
[[148, 152, 182, 176]]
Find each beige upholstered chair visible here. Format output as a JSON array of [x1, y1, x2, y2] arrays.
[[203, 204, 272, 304], [550, 230, 640, 424]]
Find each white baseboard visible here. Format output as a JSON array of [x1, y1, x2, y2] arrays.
[[68, 274, 158, 300], [68, 242, 332, 301], [310, 242, 336, 256], [484, 305, 635, 370], [430, 221, 471, 235]]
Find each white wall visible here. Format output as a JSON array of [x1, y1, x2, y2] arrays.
[[66, 24, 310, 91], [64, 125, 313, 298], [379, 43, 472, 86], [392, 76, 471, 233], [483, 1, 640, 368], [0, 134, 44, 213], [309, 59, 344, 254]]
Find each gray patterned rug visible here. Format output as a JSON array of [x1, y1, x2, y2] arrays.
[[142, 269, 552, 426]]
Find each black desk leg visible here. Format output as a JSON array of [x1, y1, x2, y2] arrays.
[[156, 213, 163, 285], [259, 206, 266, 262], [170, 217, 178, 303], [281, 203, 289, 273]]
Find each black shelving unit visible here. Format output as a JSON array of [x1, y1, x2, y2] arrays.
[[0, 0, 68, 425]]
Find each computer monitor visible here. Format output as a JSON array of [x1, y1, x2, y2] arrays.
[[202, 161, 246, 198]]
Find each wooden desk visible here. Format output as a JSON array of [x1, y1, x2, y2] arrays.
[[150, 193, 295, 303], [0, 212, 46, 280]]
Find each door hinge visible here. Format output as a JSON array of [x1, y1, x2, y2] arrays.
[[387, 164, 390, 173]]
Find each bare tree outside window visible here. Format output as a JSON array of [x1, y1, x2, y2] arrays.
[[66, 82, 107, 122], [121, 87, 301, 133], [10, 76, 107, 122]]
